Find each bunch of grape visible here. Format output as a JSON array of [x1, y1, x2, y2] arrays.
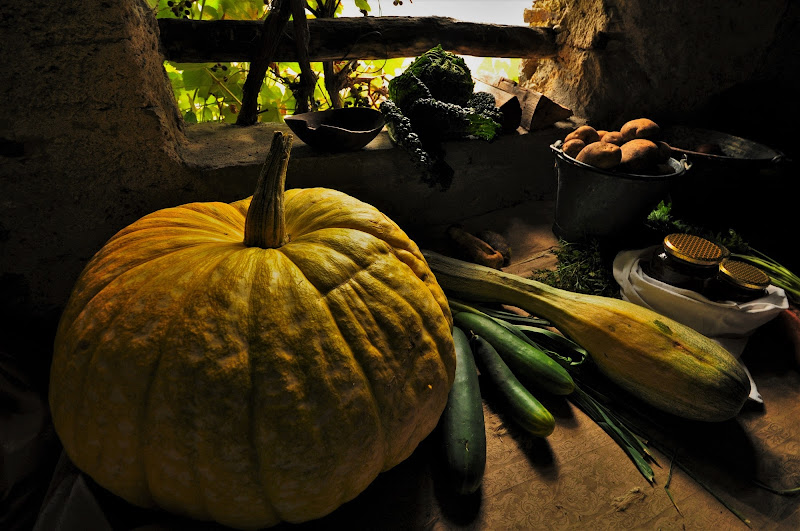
[[167, 0, 195, 19]]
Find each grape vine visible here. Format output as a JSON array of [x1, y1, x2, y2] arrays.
[[149, 0, 409, 124]]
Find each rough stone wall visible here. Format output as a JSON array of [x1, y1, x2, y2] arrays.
[[0, 0, 189, 328], [521, 0, 798, 130]]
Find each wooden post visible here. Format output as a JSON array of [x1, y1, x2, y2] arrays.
[[290, 0, 317, 114], [235, 0, 292, 126]]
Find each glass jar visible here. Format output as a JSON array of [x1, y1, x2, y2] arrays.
[[642, 233, 725, 292], [706, 258, 771, 302]]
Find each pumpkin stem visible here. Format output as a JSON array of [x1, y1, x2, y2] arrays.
[[244, 131, 293, 248]]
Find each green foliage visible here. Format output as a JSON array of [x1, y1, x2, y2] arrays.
[[470, 57, 521, 83], [166, 62, 250, 123], [150, 0, 267, 20], [353, 0, 371, 13]]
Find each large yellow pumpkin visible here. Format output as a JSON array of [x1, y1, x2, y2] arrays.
[[49, 133, 456, 530]]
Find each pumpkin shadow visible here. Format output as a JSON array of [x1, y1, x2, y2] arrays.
[[270, 434, 442, 531]]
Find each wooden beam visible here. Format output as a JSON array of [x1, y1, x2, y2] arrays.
[[157, 16, 559, 63]]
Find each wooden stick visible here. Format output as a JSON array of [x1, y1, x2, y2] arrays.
[[289, 0, 317, 114], [235, 0, 292, 126]]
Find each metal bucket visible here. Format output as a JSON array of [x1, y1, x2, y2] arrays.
[[551, 141, 691, 242]]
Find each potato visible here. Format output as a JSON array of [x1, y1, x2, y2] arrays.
[[600, 131, 625, 146], [596, 129, 609, 138], [565, 125, 601, 145], [576, 141, 622, 169], [562, 138, 586, 158], [620, 118, 660, 142], [620, 139, 660, 172]]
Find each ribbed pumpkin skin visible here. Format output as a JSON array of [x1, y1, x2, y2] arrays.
[[49, 187, 456, 530]]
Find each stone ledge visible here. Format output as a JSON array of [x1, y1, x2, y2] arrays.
[[181, 121, 572, 235]]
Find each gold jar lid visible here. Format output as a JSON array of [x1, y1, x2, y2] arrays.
[[719, 259, 771, 290], [663, 233, 725, 266]]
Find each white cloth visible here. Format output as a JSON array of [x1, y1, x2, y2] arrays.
[[613, 246, 789, 403]]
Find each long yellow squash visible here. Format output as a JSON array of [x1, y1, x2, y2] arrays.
[[423, 250, 750, 422]]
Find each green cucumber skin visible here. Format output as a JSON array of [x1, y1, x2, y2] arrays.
[[440, 326, 487, 495], [469, 334, 555, 437], [453, 311, 575, 396]]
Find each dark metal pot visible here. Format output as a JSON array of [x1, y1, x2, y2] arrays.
[[551, 141, 691, 242]]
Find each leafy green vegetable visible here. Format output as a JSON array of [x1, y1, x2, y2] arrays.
[[381, 45, 503, 189], [390, 44, 474, 108], [387, 72, 434, 115], [379, 99, 443, 182], [468, 92, 505, 126], [408, 98, 503, 142]]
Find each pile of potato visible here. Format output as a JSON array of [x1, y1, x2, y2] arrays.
[[561, 118, 675, 175]]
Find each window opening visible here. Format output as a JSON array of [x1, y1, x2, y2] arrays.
[[150, 0, 530, 123]]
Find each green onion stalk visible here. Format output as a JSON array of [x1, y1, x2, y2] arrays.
[[732, 249, 800, 305]]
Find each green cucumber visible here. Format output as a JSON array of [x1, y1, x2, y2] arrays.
[[469, 333, 555, 437], [453, 311, 575, 396], [439, 326, 486, 495]]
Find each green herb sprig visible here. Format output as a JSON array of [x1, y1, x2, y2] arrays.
[[530, 239, 620, 298]]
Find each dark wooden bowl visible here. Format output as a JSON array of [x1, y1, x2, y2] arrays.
[[283, 107, 385, 152]]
